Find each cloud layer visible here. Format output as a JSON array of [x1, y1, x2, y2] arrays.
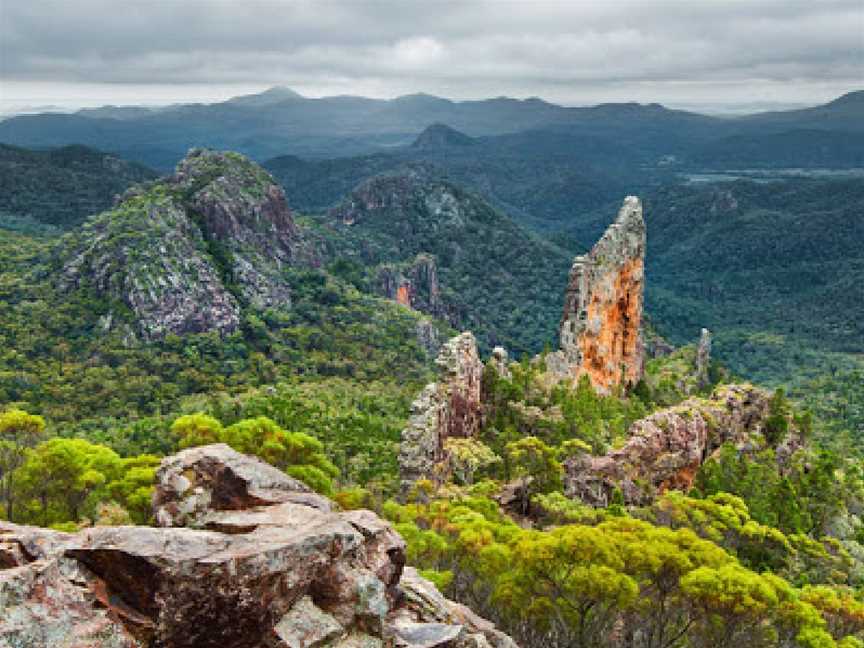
[[1, 0, 861, 107]]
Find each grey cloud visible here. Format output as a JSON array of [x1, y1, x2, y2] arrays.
[[1, 0, 861, 104]]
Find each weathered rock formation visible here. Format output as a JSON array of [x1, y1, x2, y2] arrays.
[[550, 196, 646, 394], [399, 333, 485, 490], [1, 444, 517, 648], [488, 346, 511, 380], [377, 254, 447, 320], [695, 327, 712, 389], [58, 149, 314, 340], [564, 384, 789, 507]]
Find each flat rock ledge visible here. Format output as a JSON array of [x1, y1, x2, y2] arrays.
[[0, 443, 518, 648]]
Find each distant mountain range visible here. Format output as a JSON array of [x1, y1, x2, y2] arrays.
[[0, 87, 860, 171]]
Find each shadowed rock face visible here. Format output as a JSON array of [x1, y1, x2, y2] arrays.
[[564, 384, 792, 507], [554, 196, 646, 394], [399, 332, 485, 490], [1, 444, 517, 648]]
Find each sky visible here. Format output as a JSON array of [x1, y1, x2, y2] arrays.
[[1, 0, 862, 114]]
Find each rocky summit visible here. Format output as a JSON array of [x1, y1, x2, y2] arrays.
[[0, 443, 518, 648], [56, 149, 315, 340]]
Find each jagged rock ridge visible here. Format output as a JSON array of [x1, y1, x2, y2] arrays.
[[57, 149, 315, 340], [397, 197, 647, 488], [1, 444, 518, 648], [564, 384, 799, 507]]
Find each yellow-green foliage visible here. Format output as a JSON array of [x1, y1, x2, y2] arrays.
[[171, 412, 338, 495], [384, 492, 864, 648]]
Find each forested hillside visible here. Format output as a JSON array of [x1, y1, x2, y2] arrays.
[[0, 143, 157, 232]]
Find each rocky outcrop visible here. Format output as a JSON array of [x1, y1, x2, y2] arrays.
[[377, 254, 448, 320], [1, 444, 517, 648], [394, 568, 518, 648], [550, 196, 646, 394], [488, 346, 511, 380], [695, 328, 712, 389], [58, 149, 314, 340], [399, 333, 485, 490], [564, 384, 783, 507], [177, 149, 313, 310]]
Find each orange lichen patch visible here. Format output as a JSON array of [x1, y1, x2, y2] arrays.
[[658, 461, 700, 495], [396, 283, 412, 307], [573, 258, 643, 392]]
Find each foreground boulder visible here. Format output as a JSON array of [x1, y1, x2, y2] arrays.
[[1, 444, 518, 648], [564, 384, 796, 506]]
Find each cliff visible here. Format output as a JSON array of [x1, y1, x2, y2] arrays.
[[549, 196, 646, 393], [376, 253, 449, 321], [56, 149, 315, 340], [1, 444, 518, 648]]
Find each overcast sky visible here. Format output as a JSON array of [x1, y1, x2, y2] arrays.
[[1, 0, 862, 113]]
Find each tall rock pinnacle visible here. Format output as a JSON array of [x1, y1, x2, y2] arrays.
[[557, 196, 646, 393]]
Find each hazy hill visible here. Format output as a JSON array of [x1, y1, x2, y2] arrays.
[[736, 90, 864, 132], [1, 88, 858, 178]]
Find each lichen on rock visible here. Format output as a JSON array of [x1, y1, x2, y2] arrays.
[[551, 196, 646, 394]]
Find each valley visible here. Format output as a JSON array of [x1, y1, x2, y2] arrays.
[[1, 85, 862, 648]]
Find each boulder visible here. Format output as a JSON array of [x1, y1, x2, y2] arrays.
[[1, 444, 518, 648]]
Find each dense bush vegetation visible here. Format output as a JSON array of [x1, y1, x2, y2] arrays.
[[0, 143, 156, 230]]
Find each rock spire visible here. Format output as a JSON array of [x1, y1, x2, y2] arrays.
[[555, 196, 646, 393]]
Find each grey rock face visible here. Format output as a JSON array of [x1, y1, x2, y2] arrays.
[[557, 196, 646, 393], [58, 149, 314, 340], [1, 445, 518, 648], [393, 568, 519, 648], [489, 346, 511, 380], [59, 197, 242, 338], [398, 333, 485, 490]]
